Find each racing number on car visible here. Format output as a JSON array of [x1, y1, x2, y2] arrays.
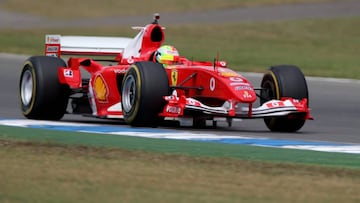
[[210, 77, 215, 91]]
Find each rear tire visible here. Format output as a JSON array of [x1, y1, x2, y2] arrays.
[[260, 65, 309, 132], [19, 56, 69, 120], [121, 62, 169, 127]]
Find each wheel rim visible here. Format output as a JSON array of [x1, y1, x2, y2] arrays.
[[20, 69, 34, 106], [261, 80, 275, 103], [122, 75, 136, 113]]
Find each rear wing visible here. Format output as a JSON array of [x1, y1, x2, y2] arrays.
[[45, 14, 165, 60], [45, 35, 132, 57]]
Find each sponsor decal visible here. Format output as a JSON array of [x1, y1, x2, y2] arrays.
[[64, 69, 73, 77], [235, 85, 253, 91], [230, 82, 246, 86], [266, 101, 285, 108], [45, 35, 61, 44], [46, 53, 58, 57], [166, 105, 181, 114], [46, 45, 59, 52], [186, 98, 201, 106], [221, 72, 238, 77], [210, 77, 215, 91], [229, 77, 245, 86], [218, 68, 237, 77], [171, 69, 178, 86], [219, 61, 227, 67], [242, 91, 252, 99], [94, 75, 109, 102], [113, 69, 127, 74], [164, 95, 177, 101]]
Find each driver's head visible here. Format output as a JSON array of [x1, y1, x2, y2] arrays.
[[155, 45, 179, 65]]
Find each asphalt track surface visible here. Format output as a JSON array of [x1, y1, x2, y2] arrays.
[[1, 53, 359, 144], [0, 0, 359, 144]]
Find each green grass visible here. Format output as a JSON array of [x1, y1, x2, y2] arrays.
[[1, 125, 359, 169], [166, 18, 360, 79], [1, 128, 360, 203], [1, 0, 333, 19], [1, 17, 359, 79]]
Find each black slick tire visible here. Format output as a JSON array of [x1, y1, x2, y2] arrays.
[[19, 56, 69, 120], [121, 62, 169, 127], [260, 65, 309, 132]]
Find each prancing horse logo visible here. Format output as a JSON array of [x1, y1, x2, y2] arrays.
[[171, 69, 178, 86]]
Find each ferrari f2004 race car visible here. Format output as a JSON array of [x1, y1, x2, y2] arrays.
[[19, 14, 312, 132]]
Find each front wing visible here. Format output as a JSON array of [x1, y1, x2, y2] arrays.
[[160, 93, 312, 120]]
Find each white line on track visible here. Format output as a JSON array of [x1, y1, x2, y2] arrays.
[[1, 119, 360, 154]]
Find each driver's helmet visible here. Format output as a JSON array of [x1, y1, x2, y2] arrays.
[[155, 45, 179, 65]]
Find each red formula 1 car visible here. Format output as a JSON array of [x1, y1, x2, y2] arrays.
[[19, 14, 312, 132]]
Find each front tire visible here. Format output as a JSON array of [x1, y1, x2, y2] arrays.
[[260, 65, 309, 132], [121, 62, 169, 127], [19, 56, 69, 120]]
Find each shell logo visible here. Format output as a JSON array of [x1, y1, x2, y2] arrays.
[[94, 75, 108, 102]]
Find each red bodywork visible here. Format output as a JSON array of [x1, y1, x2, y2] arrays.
[[48, 17, 311, 124]]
